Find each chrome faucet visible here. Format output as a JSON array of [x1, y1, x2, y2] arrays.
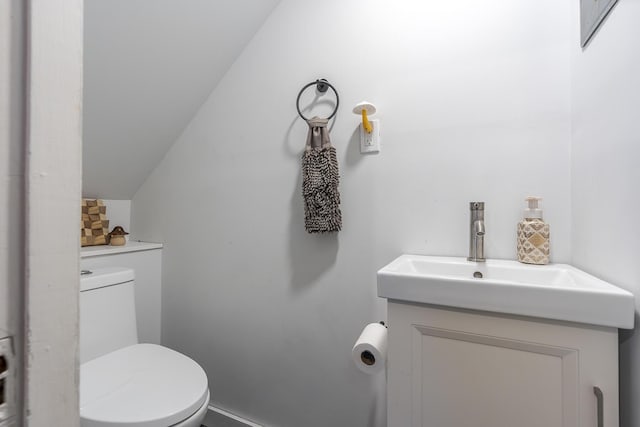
[[468, 202, 485, 262]]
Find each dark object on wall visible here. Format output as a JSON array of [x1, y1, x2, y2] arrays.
[[581, 0, 618, 47], [297, 78, 341, 233], [296, 79, 339, 121]]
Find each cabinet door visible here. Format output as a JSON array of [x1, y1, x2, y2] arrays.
[[387, 302, 619, 427], [412, 325, 572, 427]]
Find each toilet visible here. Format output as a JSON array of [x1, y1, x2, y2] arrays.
[[80, 267, 209, 427]]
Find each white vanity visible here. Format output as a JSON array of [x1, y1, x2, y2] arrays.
[[378, 255, 634, 427]]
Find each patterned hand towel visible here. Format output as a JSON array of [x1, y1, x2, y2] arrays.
[[302, 117, 342, 233]]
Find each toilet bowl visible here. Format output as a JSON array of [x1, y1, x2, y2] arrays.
[[80, 267, 209, 427]]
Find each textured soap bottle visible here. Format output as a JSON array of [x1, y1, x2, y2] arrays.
[[517, 196, 550, 265]]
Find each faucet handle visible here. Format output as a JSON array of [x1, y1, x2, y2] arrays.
[[470, 202, 484, 210]]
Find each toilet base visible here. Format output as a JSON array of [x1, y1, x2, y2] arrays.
[[171, 389, 210, 427]]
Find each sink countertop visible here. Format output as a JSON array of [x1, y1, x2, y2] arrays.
[[377, 255, 635, 329]]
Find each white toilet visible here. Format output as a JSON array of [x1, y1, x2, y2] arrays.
[[80, 267, 210, 427]]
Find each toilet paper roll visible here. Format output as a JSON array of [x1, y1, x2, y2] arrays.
[[352, 323, 387, 374]]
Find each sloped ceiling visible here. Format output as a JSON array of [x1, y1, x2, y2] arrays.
[[83, 0, 280, 199]]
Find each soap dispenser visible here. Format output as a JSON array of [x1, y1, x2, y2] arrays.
[[517, 196, 550, 265]]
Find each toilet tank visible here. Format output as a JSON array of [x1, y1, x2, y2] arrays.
[[80, 267, 139, 364]]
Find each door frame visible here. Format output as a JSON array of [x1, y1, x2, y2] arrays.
[[23, 0, 83, 424]]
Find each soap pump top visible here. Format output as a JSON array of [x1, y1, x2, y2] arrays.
[[524, 196, 543, 220]]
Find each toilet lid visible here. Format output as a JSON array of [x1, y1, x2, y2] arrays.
[[80, 343, 209, 427]]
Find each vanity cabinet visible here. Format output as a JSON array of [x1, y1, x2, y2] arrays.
[[387, 301, 619, 427]]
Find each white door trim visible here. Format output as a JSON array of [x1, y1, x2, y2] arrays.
[[24, 0, 83, 424]]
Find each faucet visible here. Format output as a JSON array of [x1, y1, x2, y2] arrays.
[[468, 202, 485, 262]]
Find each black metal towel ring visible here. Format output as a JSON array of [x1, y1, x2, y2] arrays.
[[296, 79, 339, 121]]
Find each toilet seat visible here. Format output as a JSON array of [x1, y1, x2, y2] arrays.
[[80, 343, 209, 427]]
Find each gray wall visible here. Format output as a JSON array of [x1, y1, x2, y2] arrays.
[[132, 1, 572, 425], [570, 1, 640, 426]]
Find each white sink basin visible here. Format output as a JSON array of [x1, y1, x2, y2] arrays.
[[377, 255, 634, 329]]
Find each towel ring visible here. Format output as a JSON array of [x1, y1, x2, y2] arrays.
[[296, 79, 339, 121]]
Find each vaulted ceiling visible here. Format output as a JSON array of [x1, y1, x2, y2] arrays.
[[83, 0, 280, 199]]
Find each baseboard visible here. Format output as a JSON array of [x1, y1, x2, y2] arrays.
[[206, 404, 263, 427]]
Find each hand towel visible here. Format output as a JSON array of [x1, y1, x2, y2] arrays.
[[301, 117, 342, 233]]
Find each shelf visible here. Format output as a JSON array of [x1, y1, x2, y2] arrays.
[[80, 241, 163, 258]]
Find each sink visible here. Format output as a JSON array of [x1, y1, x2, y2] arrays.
[[377, 255, 634, 329]]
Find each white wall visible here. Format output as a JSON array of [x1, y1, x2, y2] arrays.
[[102, 200, 131, 231], [132, 1, 572, 425], [0, 0, 25, 423], [570, 2, 640, 426], [102, 199, 131, 241], [83, 0, 280, 199]]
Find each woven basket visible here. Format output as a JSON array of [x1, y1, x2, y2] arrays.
[[81, 199, 109, 246]]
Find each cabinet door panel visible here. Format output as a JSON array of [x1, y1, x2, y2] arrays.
[[413, 326, 576, 427]]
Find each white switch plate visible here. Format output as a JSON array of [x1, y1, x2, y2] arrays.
[[360, 119, 380, 154]]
